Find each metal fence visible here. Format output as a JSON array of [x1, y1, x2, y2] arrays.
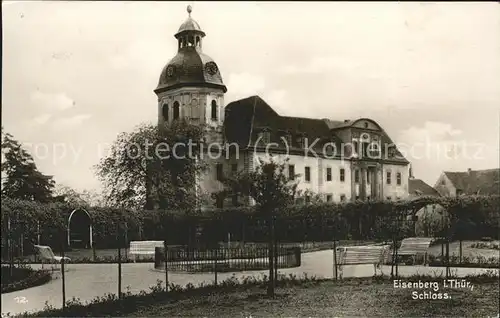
[[154, 246, 301, 272]]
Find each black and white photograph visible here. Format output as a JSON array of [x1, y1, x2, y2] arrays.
[[1, 1, 499, 317]]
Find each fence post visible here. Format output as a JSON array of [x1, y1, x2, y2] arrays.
[[164, 241, 169, 291], [117, 224, 122, 299], [61, 229, 66, 312], [459, 240, 462, 264], [332, 240, 338, 280], [273, 216, 278, 284], [214, 247, 218, 286]]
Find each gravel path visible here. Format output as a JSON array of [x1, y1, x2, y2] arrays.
[[2, 250, 498, 316]]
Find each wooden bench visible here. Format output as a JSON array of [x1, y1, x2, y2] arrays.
[[34, 245, 71, 271], [129, 241, 164, 262], [393, 237, 433, 265], [334, 245, 390, 279]]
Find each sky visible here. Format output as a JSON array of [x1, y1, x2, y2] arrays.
[[2, 1, 499, 193]]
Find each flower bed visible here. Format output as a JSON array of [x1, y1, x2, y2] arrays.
[[1, 265, 52, 293]]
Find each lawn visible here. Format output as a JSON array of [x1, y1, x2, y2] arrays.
[[130, 279, 500, 317], [25, 275, 499, 317], [130, 279, 499, 317]]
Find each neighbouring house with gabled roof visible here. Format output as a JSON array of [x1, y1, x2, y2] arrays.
[[409, 178, 440, 198], [434, 168, 500, 197]]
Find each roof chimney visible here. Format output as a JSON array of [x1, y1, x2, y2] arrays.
[[344, 119, 350, 123], [467, 168, 472, 174]]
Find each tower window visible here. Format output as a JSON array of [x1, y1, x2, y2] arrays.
[[188, 36, 194, 47], [326, 167, 332, 181], [211, 100, 218, 120], [173, 101, 180, 120], [354, 169, 360, 183], [366, 170, 370, 184], [396, 172, 402, 185], [386, 171, 392, 184], [340, 168, 345, 182], [196, 36, 200, 47], [162, 104, 169, 121]]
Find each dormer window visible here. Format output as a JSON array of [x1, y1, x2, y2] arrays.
[[262, 131, 270, 144]]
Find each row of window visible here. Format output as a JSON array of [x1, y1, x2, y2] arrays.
[[216, 163, 403, 187], [162, 100, 218, 121]]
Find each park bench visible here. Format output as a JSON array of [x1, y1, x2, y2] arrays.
[[334, 244, 390, 279], [34, 245, 71, 271], [129, 241, 164, 262], [393, 237, 433, 265]]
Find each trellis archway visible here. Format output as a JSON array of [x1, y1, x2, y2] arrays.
[[67, 208, 93, 248]]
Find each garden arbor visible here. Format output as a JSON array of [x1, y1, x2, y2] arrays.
[[67, 208, 93, 248]]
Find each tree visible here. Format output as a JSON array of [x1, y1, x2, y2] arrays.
[[1, 130, 55, 202], [95, 120, 207, 210], [52, 184, 105, 207], [220, 156, 299, 297]]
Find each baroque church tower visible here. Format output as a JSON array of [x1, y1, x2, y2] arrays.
[[154, 5, 227, 142], [147, 6, 228, 209]]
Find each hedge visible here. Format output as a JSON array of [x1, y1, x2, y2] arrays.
[[1, 195, 499, 254], [1, 265, 52, 293]]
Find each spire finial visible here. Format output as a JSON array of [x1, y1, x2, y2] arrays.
[[187, 5, 192, 17]]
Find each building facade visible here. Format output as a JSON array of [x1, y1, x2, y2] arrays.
[[151, 7, 410, 208]]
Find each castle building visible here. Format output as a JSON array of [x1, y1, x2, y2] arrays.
[[151, 6, 410, 208]]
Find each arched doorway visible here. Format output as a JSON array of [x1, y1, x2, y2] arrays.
[[67, 208, 93, 248]]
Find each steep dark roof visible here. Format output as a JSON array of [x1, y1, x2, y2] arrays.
[[444, 169, 500, 195], [223, 95, 409, 163], [409, 178, 440, 196], [224, 96, 341, 152]]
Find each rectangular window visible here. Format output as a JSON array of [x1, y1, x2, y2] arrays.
[[305, 166, 311, 182], [326, 167, 332, 181], [386, 171, 391, 184], [231, 163, 238, 174], [216, 163, 223, 181], [340, 194, 346, 202], [355, 169, 360, 183], [326, 194, 333, 202], [396, 172, 402, 185], [340, 168, 345, 182], [288, 164, 295, 180]]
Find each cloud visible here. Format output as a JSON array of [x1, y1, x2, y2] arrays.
[[281, 56, 359, 75], [400, 121, 463, 144], [52, 114, 92, 130], [30, 90, 75, 111], [32, 114, 52, 125], [263, 89, 288, 111], [226, 73, 266, 100]]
